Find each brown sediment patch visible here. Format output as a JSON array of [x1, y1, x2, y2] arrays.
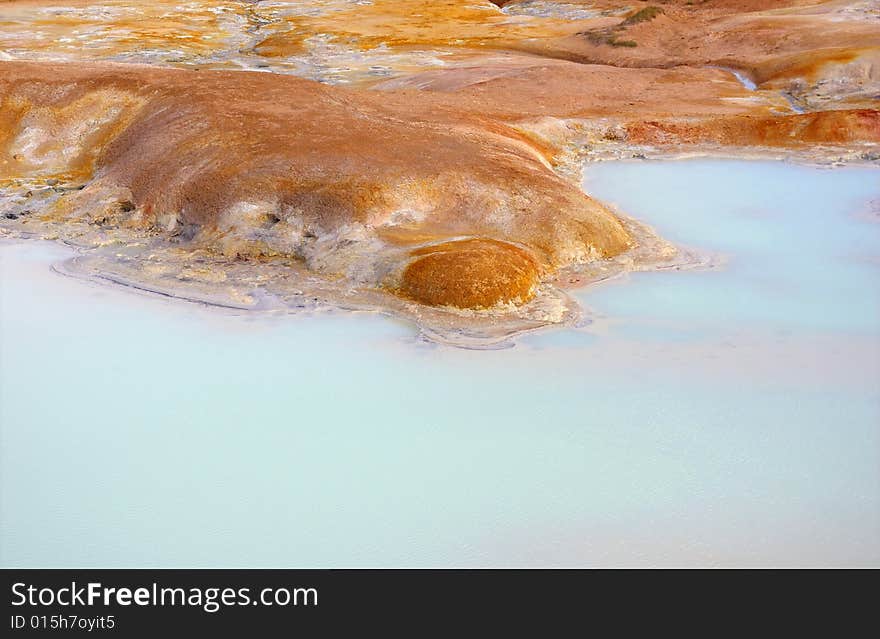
[[399, 238, 540, 309], [492, 0, 879, 115]]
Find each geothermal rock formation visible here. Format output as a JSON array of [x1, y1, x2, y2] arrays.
[[1, 0, 877, 338]]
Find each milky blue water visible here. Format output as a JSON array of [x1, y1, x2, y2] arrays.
[[2, 159, 878, 566]]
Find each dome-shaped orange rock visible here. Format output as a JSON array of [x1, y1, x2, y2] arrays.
[[400, 238, 540, 309]]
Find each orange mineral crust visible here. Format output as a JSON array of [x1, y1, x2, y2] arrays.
[[0, 0, 878, 328], [624, 109, 880, 147], [0, 61, 631, 310], [400, 239, 541, 309], [515, 0, 880, 111]]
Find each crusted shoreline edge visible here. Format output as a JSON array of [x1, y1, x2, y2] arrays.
[[6, 141, 868, 348]]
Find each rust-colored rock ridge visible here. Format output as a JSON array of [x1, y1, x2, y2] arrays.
[[1, 1, 877, 343]]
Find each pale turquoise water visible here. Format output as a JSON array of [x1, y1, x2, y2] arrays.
[[1, 159, 878, 566]]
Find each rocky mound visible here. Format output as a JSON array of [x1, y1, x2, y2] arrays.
[[0, 0, 877, 337], [0, 61, 631, 310]]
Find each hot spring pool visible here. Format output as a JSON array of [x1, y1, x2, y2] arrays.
[[1, 159, 878, 566]]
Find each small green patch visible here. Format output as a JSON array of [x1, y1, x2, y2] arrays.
[[584, 31, 611, 46], [622, 6, 664, 26], [579, 4, 662, 48]]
